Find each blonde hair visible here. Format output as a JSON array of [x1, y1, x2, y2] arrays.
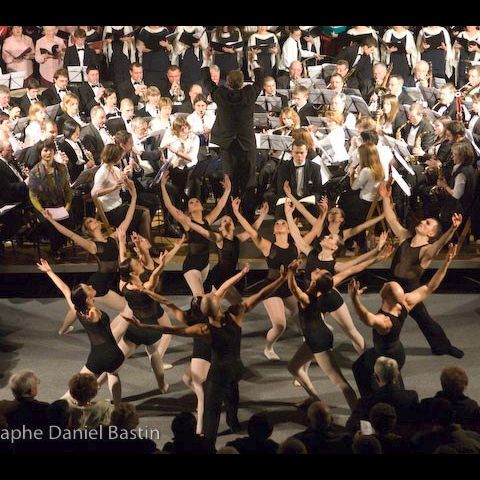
[[61, 92, 80, 113], [172, 116, 190, 136], [358, 142, 384, 182], [159, 97, 173, 108], [279, 107, 300, 129], [291, 128, 315, 151], [325, 110, 344, 126], [146, 86, 161, 98], [383, 94, 399, 124], [28, 101, 46, 121]]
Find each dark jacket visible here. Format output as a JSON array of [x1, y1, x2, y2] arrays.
[[117, 80, 141, 107], [77, 83, 101, 116], [412, 424, 480, 454], [226, 436, 279, 454], [106, 117, 128, 136], [0, 398, 50, 430], [57, 139, 90, 184], [63, 45, 99, 69], [208, 67, 264, 150], [17, 94, 40, 117], [0, 157, 29, 203], [346, 384, 420, 432], [296, 102, 317, 126], [79, 123, 105, 163], [41, 86, 68, 107], [293, 425, 353, 454], [399, 119, 436, 152]]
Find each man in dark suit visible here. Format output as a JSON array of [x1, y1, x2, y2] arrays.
[[433, 83, 470, 121], [398, 102, 436, 155], [106, 98, 135, 136], [159, 65, 189, 102], [387, 74, 414, 106], [346, 356, 419, 433], [40, 68, 70, 106], [276, 60, 303, 90], [0, 137, 29, 204], [16, 78, 41, 117], [265, 139, 322, 217], [80, 106, 112, 163], [291, 85, 317, 126], [117, 62, 146, 108], [0, 369, 49, 430], [206, 50, 264, 221], [335, 36, 378, 99], [77, 66, 105, 117], [293, 401, 353, 454], [63, 28, 99, 71], [176, 84, 203, 114], [257, 76, 288, 114]]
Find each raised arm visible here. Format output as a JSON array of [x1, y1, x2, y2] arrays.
[[283, 180, 318, 226], [117, 226, 128, 263], [343, 213, 386, 241], [116, 179, 138, 233], [405, 244, 457, 311], [335, 232, 388, 272], [142, 290, 188, 324], [205, 175, 231, 224], [42, 210, 96, 255], [186, 216, 222, 244], [163, 235, 187, 265], [232, 197, 271, 256], [300, 197, 329, 247], [348, 279, 384, 329], [36, 259, 75, 310], [378, 181, 410, 242], [143, 252, 167, 291], [160, 171, 190, 229], [333, 245, 394, 286], [287, 260, 310, 308], [421, 214, 462, 268], [123, 316, 208, 338], [237, 202, 269, 242], [242, 267, 288, 313], [215, 263, 250, 299], [284, 201, 313, 256]]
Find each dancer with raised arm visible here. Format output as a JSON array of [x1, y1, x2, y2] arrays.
[[349, 243, 458, 397], [379, 182, 464, 358], [161, 171, 231, 296], [36, 259, 124, 405], [232, 197, 299, 361], [124, 263, 288, 444], [42, 178, 138, 336]]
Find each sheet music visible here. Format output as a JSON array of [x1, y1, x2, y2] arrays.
[[391, 166, 411, 196], [45, 206, 70, 221]]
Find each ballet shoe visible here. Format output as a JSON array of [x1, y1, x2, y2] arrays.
[[58, 325, 74, 336], [264, 348, 280, 361], [163, 363, 174, 370]]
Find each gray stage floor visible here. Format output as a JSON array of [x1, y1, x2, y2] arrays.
[[1, 294, 479, 450]]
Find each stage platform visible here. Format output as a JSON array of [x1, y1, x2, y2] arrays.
[[0, 293, 479, 449]]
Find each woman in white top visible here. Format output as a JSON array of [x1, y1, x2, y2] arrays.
[[2, 26, 35, 77], [347, 26, 380, 62], [330, 93, 356, 130], [24, 101, 47, 147], [186, 94, 216, 145], [160, 116, 200, 203], [149, 97, 173, 132], [248, 26, 279, 77], [315, 111, 349, 164], [348, 142, 384, 251], [91, 143, 151, 240]]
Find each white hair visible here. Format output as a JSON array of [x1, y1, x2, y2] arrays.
[[8, 370, 39, 399], [374, 357, 399, 384]]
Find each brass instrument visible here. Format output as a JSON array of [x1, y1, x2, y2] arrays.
[[427, 61, 433, 88], [411, 132, 426, 165], [396, 122, 408, 141], [375, 63, 394, 97], [343, 66, 357, 87], [457, 82, 478, 99]]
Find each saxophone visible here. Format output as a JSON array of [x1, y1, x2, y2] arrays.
[[396, 122, 408, 140], [411, 132, 426, 165]]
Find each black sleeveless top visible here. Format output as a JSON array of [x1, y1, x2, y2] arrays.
[[218, 236, 240, 268], [299, 293, 323, 328], [390, 238, 425, 283], [187, 219, 211, 256], [122, 283, 163, 322], [209, 309, 243, 381], [266, 242, 297, 279], [305, 248, 336, 281], [77, 310, 118, 348], [373, 305, 408, 352], [94, 237, 119, 273]]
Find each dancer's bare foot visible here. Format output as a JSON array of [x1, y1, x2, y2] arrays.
[[264, 348, 280, 361], [293, 379, 302, 387], [159, 383, 170, 394], [58, 325, 74, 336], [163, 363, 173, 370]]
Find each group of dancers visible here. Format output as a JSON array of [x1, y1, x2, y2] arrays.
[[36, 172, 463, 444]]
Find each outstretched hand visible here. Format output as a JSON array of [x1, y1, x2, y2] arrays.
[[378, 244, 395, 261], [42, 209, 53, 221], [446, 243, 458, 262], [348, 278, 367, 297], [258, 201, 269, 217], [36, 258, 52, 273], [175, 234, 187, 246], [241, 262, 250, 275], [284, 199, 295, 215], [160, 171, 170, 186], [376, 231, 388, 251], [379, 181, 391, 199], [451, 213, 462, 230], [287, 259, 300, 273], [317, 196, 329, 214], [231, 197, 241, 214], [221, 175, 231, 192], [283, 180, 292, 197]]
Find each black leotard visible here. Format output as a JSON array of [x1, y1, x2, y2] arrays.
[[185, 304, 212, 362], [122, 283, 164, 346], [299, 293, 334, 353], [211, 236, 240, 289], [372, 305, 408, 369], [390, 237, 425, 290], [208, 309, 243, 383], [78, 310, 124, 375], [182, 219, 211, 274], [264, 242, 297, 298], [89, 237, 120, 297], [304, 249, 344, 313]]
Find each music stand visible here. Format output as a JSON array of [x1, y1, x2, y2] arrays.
[[152, 157, 174, 186], [269, 116, 280, 130], [307, 65, 324, 79], [311, 154, 333, 185], [320, 63, 336, 81], [253, 112, 270, 129], [405, 87, 423, 103], [70, 166, 99, 190], [255, 134, 293, 151], [347, 95, 370, 116], [307, 116, 328, 128], [67, 66, 87, 83], [276, 89, 290, 98], [12, 117, 30, 137], [46, 104, 60, 120], [391, 165, 411, 196], [255, 95, 282, 114], [419, 86, 439, 109], [9, 71, 26, 90], [0, 73, 10, 87], [382, 135, 415, 176]]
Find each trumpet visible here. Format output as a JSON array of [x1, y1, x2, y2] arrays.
[[343, 67, 357, 87]]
